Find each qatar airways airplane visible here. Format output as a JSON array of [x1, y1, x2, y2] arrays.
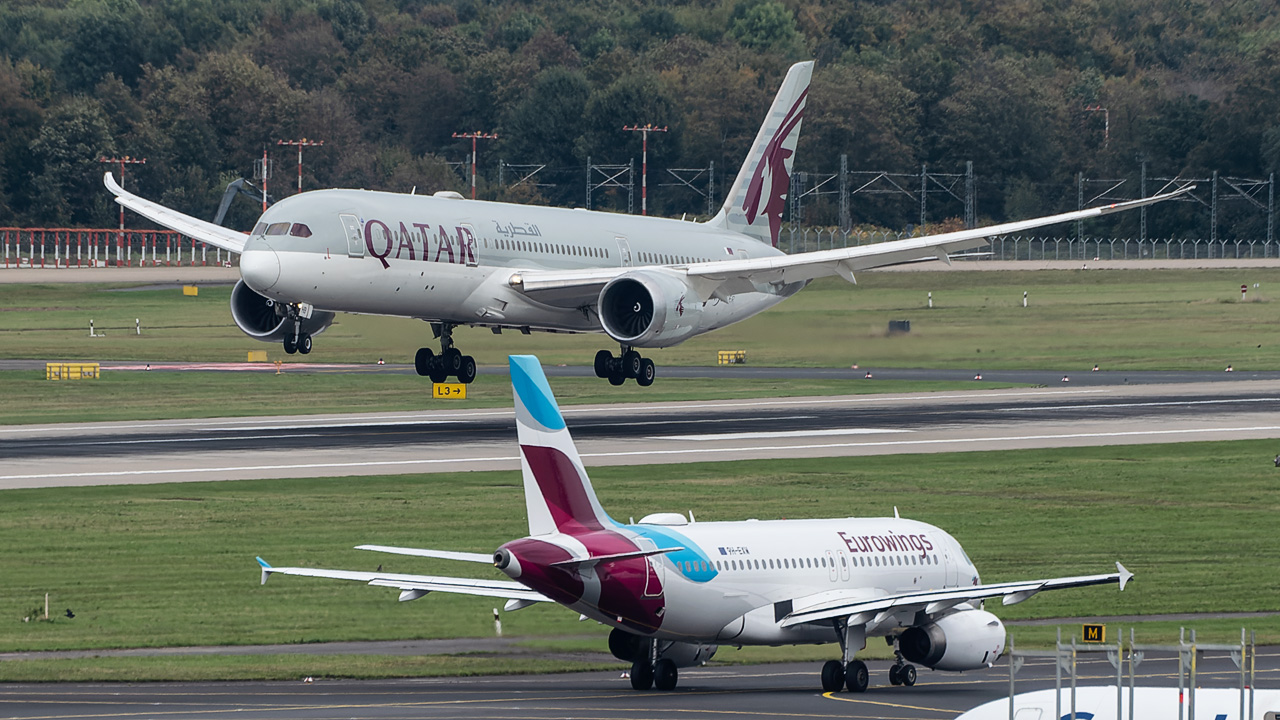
[[106, 62, 1187, 387], [256, 355, 1133, 693]]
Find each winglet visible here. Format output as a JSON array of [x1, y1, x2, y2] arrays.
[[257, 556, 273, 586], [1116, 562, 1133, 591]]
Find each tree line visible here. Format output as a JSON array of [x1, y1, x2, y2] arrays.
[[3, 0, 1279, 239]]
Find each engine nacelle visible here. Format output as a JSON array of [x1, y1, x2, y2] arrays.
[[899, 609, 1006, 671], [230, 280, 334, 342], [597, 270, 702, 348], [607, 628, 718, 668]]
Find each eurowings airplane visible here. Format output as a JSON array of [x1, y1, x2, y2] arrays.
[[957, 686, 1280, 720], [106, 62, 1188, 386], [256, 355, 1133, 692]]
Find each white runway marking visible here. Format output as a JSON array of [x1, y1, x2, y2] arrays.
[[653, 427, 910, 441], [4, 424, 1280, 484]]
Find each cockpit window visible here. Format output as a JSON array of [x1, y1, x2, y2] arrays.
[[289, 223, 312, 238], [266, 222, 290, 235], [252, 222, 267, 236]]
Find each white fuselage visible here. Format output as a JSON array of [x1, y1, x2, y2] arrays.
[[240, 190, 792, 344], [507, 515, 979, 646]]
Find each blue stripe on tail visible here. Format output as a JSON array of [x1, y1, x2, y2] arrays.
[[510, 355, 566, 431]]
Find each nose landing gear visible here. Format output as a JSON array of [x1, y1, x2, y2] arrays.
[[414, 323, 477, 384], [594, 346, 656, 386]]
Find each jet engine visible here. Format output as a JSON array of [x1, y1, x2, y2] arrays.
[[230, 280, 334, 342], [608, 628, 718, 668], [597, 270, 702, 348], [898, 609, 1006, 671]]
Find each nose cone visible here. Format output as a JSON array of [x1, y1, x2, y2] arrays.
[[240, 245, 280, 292]]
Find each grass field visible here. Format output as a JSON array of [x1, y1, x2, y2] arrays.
[[2, 269, 1279, 371], [2, 440, 1276, 681], [0, 370, 1023, 425]]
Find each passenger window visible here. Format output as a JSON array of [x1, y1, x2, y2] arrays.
[[289, 223, 312, 238], [266, 222, 290, 235]]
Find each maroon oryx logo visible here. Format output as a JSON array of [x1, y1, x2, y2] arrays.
[[742, 90, 807, 247]]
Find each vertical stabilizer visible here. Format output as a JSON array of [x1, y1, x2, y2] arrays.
[[705, 61, 814, 248], [510, 356, 615, 536]]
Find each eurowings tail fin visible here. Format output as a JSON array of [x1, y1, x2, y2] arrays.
[[510, 355, 615, 536], [705, 61, 814, 248]]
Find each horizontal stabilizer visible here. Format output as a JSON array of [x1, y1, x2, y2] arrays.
[[355, 544, 494, 564], [253, 560, 549, 603], [549, 546, 684, 570]]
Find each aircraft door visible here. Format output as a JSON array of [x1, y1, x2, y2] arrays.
[[340, 214, 364, 257], [943, 541, 958, 586], [636, 538, 665, 597], [825, 550, 838, 582], [614, 236, 633, 267], [459, 223, 479, 267]]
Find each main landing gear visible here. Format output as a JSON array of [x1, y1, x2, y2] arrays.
[[628, 639, 678, 691], [820, 620, 871, 693], [594, 346, 656, 387], [414, 323, 477, 384]]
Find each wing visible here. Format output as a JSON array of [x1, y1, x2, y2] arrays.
[[103, 172, 249, 255], [256, 556, 550, 604], [512, 187, 1193, 306], [779, 562, 1132, 629]]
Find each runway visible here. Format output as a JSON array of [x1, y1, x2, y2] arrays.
[[4, 380, 1280, 488], [4, 649, 1277, 720]]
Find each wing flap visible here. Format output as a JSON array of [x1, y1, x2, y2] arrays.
[[103, 173, 249, 255], [780, 562, 1131, 628]]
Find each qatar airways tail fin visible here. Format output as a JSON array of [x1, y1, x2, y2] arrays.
[[706, 60, 814, 248], [510, 355, 616, 536]]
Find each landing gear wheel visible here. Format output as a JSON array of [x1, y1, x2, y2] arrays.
[[594, 350, 612, 379], [622, 350, 643, 378], [888, 665, 901, 686], [608, 370, 626, 386], [443, 347, 463, 373], [844, 660, 869, 693], [636, 358, 656, 387], [414, 348, 434, 376], [899, 664, 916, 687], [820, 660, 845, 692], [653, 659, 678, 691], [283, 335, 297, 354], [297, 334, 312, 354], [428, 357, 449, 384], [456, 355, 477, 384], [630, 658, 654, 690]]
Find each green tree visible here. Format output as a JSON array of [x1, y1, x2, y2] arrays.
[[29, 97, 117, 226]]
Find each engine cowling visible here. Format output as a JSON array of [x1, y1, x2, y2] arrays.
[[597, 270, 702, 348], [608, 628, 718, 668], [898, 609, 1006, 671], [230, 280, 334, 342]]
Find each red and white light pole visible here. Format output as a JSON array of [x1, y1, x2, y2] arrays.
[[98, 155, 146, 265], [1084, 104, 1109, 146], [277, 138, 324, 194], [452, 131, 498, 200], [622, 123, 667, 216]]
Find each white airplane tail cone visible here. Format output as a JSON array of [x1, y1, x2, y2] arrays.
[[706, 61, 814, 249], [510, 355, 615, 536]]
